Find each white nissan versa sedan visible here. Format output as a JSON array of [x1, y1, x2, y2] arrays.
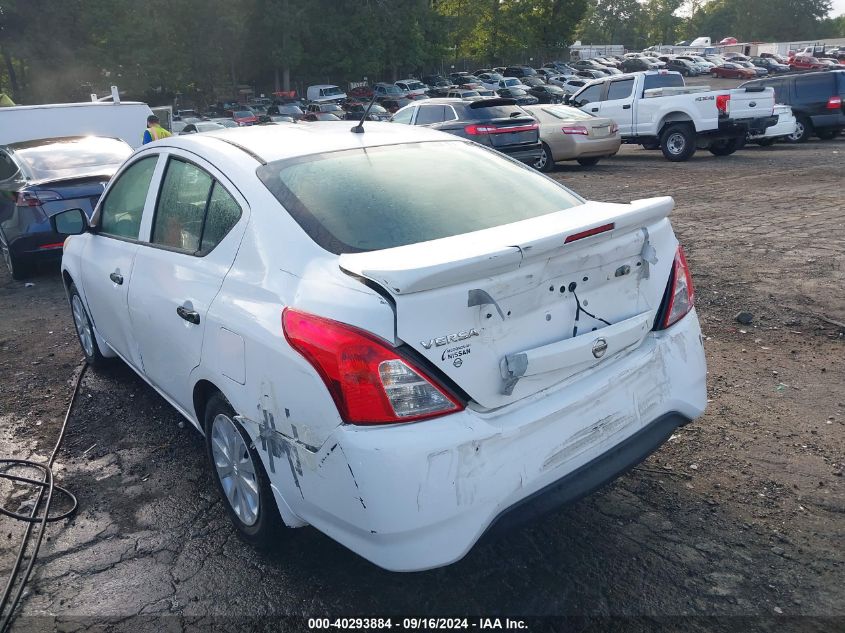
[[54, 122, 706, 572]]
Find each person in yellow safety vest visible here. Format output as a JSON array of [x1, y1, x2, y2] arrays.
[[142, 115, 172, 144]]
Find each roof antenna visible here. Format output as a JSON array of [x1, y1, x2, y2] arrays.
[[351, 91, 379, 134]]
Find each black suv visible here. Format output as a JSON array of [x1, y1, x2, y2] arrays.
[[741, 70, 845, 142], [390, 98, 542, 165], [503, 66, 537, 78]]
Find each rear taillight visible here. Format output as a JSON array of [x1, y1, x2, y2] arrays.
[[562, 125, 589, 135], [282, 309, 463, 425], [716, 94, 730, 115], [659, 246, 696, 330], [464, 124, 496, 135], [16, 190, 62, 206], [610, 122, 619, 134], [827, 96, 842, 110]]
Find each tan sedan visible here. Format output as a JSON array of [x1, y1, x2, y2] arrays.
[[522, 104, 621, 171]]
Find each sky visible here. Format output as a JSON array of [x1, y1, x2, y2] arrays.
[[833, 0, 845, 16]]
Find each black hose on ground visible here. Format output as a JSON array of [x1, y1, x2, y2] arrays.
[[0, 362, 86, 632]]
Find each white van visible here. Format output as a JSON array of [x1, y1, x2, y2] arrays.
[[306, 84, 347, 103], [0, 101, 154, 149]]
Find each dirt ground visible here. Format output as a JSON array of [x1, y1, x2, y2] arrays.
[[0, 135, 843, 632]]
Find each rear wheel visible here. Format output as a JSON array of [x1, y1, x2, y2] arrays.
[[816, 128, 840, 140], [708, 137, 741, 156], [660, 124, 696, 162], [533, 142, 555, 172], [68, 282, 108, 367], [576, 157, 601, 167], [2, 242, 32, 281], [785, 117, 811, 143], [205, 393, 282, 548]]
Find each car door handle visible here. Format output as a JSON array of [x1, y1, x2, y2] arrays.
[[622, 104, 631, 109], [176, 305, 201, 325], [591, 107, 599, 112], [109, 272, 123, 285]]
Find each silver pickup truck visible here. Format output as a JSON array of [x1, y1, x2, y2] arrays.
[[567, 70, 777, 161]]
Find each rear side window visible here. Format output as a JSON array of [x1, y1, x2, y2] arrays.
[[0, 151, 19, 181], [99, 156, 158, 239], [391, 107, 414, 124], [257, 141, 582, 254], [795, 75, 834, 103], [152, 158, 242, 254], [416, 106, 446, 125], [153, 159, 213, 251]]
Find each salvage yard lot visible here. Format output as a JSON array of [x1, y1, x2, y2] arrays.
[[1, 137, 843, 628]]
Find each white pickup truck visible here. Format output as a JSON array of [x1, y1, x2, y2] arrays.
[[566, 71, 777, 161]]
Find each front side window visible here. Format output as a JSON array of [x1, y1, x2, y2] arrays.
[[99, 156, 158, 239], [575, 84, 603, 105], [256, 141, 583, 254], [607, 78, 634, 101], [152, 159, 212, 251], [391, 107, 415, 124]]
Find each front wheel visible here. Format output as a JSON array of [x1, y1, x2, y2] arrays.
[[709, 137, 741, 156], [205, 393, 282, 548], [68, 283, 108, 367], [660, 124, 696, 162], [576, 157, 601, 167]]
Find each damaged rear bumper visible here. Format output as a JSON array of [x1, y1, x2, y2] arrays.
[[274, 310, 707, 572]]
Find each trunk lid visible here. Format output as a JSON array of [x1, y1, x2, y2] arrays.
[[340, 197, 678, 410]]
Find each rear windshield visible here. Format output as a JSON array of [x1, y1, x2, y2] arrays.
[[643, 73, 685, 91], [256, 141, 582, 254], [13, 137, 131, 180]]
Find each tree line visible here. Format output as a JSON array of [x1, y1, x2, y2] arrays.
[[0, 0, 842, 106]]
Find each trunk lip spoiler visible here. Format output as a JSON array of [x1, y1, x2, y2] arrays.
[[339, 196, 674, 295]]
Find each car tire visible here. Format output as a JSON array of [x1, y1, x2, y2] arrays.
[[816, 128, 840, 140], [533, 143, 555, 172], [755, 138, 776, 147], [708, 138, 741, 156], [577, 157, 601, 167], [204, 393, 282, 548], [660, 124, 696, 162], [2, 241, 33, 281], [68, 282, 109, 367], [785, 117, 812, 143]]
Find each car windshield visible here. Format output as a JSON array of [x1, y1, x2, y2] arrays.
[[13, 136, 132, 180], [405, 81, 426, 90], [257, 141, 582, 254], [504, 79, 521, 87], [215, 119, 238, 128], [461, 91, 480, 97], [383, 85, 403, 95], [540, 105, 593, 120], [279, 105, 304, 115], [235, 111, 253, 117]]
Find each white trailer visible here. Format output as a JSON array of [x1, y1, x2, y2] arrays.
[[0, 99, 153, 149]]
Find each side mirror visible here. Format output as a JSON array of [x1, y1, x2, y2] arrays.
[[50, 208, 88, 236], [562, 95, 572, 105]]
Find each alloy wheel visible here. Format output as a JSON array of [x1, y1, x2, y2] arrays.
[[211, 414, 260, 527], [71, 294, 95, 358]]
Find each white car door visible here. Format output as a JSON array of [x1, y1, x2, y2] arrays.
[[596, 77, 636, 136], [126, 151, 248, 413], [80, 154, 162, 369]]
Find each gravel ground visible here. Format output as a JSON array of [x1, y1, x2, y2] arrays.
[[0, 133, 843, 632]]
